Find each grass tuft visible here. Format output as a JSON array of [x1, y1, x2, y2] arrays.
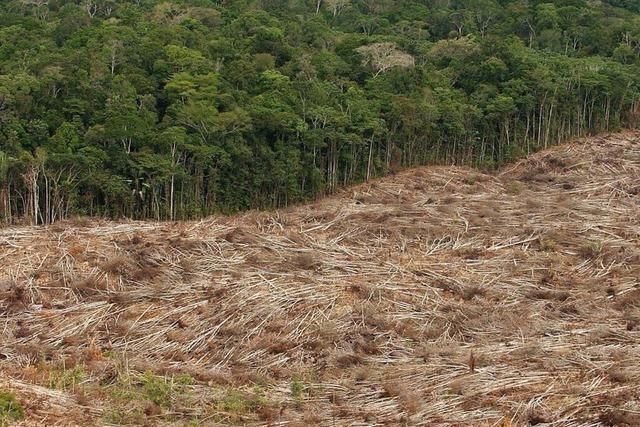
[[0, 390, 24, 425]]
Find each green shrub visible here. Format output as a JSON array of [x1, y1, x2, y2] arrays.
[[48, 365, 85, 391], [0, 390, 24, 425], [140, 372, 172, 407], [290, 377, 306, 407], [217, 390, 250, 414]]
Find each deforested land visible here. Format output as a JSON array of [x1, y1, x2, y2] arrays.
[[1, 132, 639, 426]]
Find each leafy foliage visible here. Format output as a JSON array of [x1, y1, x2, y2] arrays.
[[0, 390, 24, 425], [1, 0, 640, 222]]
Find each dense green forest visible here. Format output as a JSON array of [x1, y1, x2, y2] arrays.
[[1, 0, 640, 223]]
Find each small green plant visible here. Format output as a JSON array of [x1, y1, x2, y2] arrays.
[[217, 389, 250, 414], [174, 373, 195, 386], [48, 365, 85, 391], [107, 371, 195, 417], [102, 349, 118, 359], [579, 240, 603, 258], [104, 408, 144, 425], [0, 390, 24, 425], [107, 376, 139, 401], [253, 385, 277, 413], [140, 372, 173, 407], [290, 377, 305, 406], [214, 387, 275, 422], [103, 372, 197, 424]]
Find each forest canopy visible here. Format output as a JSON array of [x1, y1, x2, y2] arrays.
[[1, 0, 640, 223]]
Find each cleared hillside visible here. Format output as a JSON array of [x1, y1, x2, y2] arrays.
[[1, 133, 639, 426]]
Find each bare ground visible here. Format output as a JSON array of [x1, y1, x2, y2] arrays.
[[1, 132, 639, 426]]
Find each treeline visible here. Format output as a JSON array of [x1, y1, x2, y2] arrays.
[[1, 0, 640, 223]]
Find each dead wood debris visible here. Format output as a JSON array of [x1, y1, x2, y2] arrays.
[[1, 132, 640, 425]]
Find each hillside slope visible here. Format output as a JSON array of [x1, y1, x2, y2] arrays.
[[1, 133, 639, 426]]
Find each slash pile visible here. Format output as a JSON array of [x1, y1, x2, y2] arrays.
[[1, 133, 639, 426]]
